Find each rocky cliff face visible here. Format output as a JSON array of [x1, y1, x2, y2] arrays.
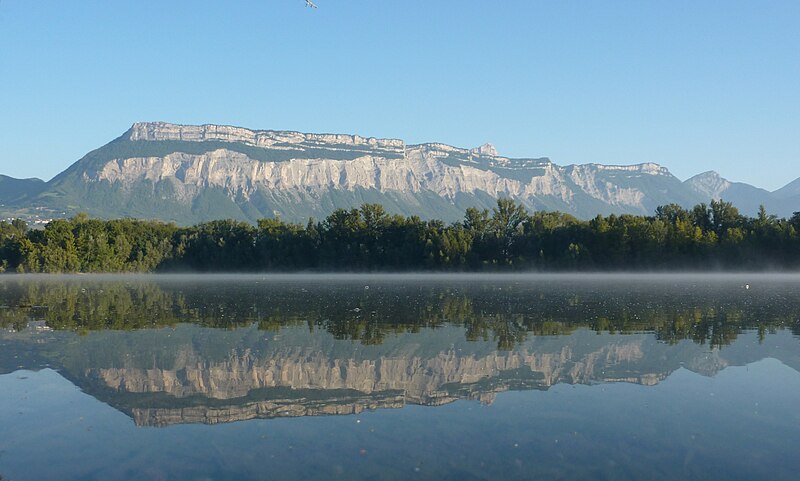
[[91, 123, 676, 213], [6, 121, 795, 222], [127, 122, 406, 151], [10, 122, 711, 223]]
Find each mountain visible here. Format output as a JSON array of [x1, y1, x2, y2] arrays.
[[769, 178, 800, 217], [685, 171, 800, 218], [774, 177, 800, 199], [0, 174, 45, 205], [685, 171, 774, 215], [1, 122, 797, 223]]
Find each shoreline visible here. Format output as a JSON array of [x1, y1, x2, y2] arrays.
[[2, 272, 800, 282]]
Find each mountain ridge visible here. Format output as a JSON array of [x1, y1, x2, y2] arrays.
[[0, 174, 46, 205], [1, 122, 798, 224]]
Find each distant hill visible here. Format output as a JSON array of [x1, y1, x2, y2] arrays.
[[686, 171, 800, 218], [1, 122, 797, 224], [0, 174, 45, 205]]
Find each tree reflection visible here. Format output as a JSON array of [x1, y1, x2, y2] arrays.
[[1, 278, 798, 350]]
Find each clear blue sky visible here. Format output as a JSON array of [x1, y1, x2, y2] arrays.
[[1, 0, 798, 190]]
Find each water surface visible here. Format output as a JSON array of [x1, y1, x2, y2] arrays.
[[1, 274, 799, 480]]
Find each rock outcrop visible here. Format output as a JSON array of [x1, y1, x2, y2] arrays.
[[127, 121, 406, 152]]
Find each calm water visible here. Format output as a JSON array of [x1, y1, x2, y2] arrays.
[[1, 274, 800, 481]]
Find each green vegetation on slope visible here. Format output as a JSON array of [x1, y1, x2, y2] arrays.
[[0, 175, 45, 204]]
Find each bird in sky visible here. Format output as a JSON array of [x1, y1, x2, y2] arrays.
[[305, 0, 318, 8]]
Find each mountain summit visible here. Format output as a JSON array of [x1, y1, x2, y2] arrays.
[[1, 122, 797, 224], [685, 171, 778, 215]]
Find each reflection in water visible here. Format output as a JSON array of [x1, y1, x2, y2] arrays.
[[2, 275, 800, 481], [2, 274, 799, 347], [1, 275, 799, 428]]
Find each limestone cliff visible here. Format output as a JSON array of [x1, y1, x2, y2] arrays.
[[7, 121, 800, 222], [91, 123, 675, 210], [17, 122, 706, 223]]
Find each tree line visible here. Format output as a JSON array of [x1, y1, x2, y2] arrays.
[[2, 199, 800, 272]]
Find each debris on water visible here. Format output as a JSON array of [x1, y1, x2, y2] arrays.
[[364, 285, 369, 290], [745, 284, 750, 289], [352, 307, 361, 313]]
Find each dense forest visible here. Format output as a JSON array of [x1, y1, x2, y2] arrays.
[[2, 199, 800, 272]]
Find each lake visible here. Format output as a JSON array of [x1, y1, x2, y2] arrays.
[[1, 274, 799, 481]]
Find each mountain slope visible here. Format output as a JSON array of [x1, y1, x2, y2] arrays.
[[684, 171, 773, 216], [0, 175, 45, 205], [768, 178, 800, 217], [773, 177, 800, 199]]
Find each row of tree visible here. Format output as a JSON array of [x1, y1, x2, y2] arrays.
[[2, 199, 800, 272]]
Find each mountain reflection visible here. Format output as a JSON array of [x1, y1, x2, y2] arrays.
[[1, 275, 799, 427]]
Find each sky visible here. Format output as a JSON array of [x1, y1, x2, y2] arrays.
[[0, 0, 798, 190]]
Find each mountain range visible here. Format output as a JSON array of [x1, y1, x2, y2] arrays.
[[1, 122, 798, 224]]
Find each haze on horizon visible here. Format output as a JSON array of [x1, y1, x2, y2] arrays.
[[0, 0, 798, 190]]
